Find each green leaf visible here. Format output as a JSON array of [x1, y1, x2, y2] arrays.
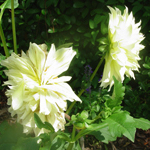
[[34, 113, 45, 129], [98, 45, 107, 52], [27, 8, 40, 14], [106, 76, 125, 109], [46, 0, 59, 7], [106, 0, 117, 5], [57, 132, 71, 142], [73, 1, 84, 8], [104, 111, 136, 142], [89, 19, 95, 29], [0, 0, 19, 21], [90, 126, 117, 143], [134, 118, 150, 130], [99, 37, 109, 45], [73, 141, 82, 150], [57, 43, 73, 50], [34, 113, 55, 132], [81, 110, 89, 119], [84, 33, 91, 38], [0, 53, 6, 63], [41, 9, 48, 15], [143, 64, 150, 69], [50, 136, 66, 150], [112, 76, 125, 99], [91, 30, 99, 43], [132, 4, 143, 15], [0, 121, 26, 150], [94, 14, 102, 25], [75, 122, 108, 141], [12, 137, 40, 150], [44, 122, 55, 132], [118, 0, 124, 3], [101, 21, 108, 35], [77, 26, 86, 33], [82, 8, 89, 18]]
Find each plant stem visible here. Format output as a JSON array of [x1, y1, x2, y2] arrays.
[[66, 125, 76, 150], [66, 89, 84, 114], [66, 55, 105, 115], [11, 0, 17, 54], [72, 125, 76, 140], [0, 23, 9, 57], [90, 55, 105, 82]]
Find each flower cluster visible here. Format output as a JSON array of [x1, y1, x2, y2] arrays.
[[100, 6, 145, 90], [1, 43, 81, 136]]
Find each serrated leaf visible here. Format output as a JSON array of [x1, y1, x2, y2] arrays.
[[112, 76, 125, 99], [134, 118, 150, 130], [104, 111, 136, 142], [90, 126, 117, 143], [106, 76, 125, 109]]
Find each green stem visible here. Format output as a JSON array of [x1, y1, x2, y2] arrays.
[[0, 23, 9, 57], [11, 0, 17, 54], [90, 55, 105, 82], [66, 55, 105, 115], [66, 125, 76, 150], [71, 125, 76, 140], [66, 89, 84, 114]]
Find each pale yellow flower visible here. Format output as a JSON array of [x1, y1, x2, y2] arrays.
[[1, 43, 81, 136], [100, 6, 145, 90]]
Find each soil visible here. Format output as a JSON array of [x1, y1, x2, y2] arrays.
[[0, 88, 150, 150]]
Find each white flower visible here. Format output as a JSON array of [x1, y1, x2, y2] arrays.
[[1, 43, 81, 136], [100, 6, 145, 90]]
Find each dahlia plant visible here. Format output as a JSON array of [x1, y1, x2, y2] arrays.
[[0, 2, 150, 150]]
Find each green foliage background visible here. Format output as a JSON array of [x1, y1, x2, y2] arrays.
[[0, 0, 150, 119]]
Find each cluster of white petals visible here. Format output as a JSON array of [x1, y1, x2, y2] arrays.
[[100, 6, 145, 90], [1, 43, 81, 136]]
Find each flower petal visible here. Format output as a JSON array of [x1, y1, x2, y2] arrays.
[[12, 81, 24, 110], [28, 43, 46, 79]]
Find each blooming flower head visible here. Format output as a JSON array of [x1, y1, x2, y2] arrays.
[[100, 6, 145, 90], [1, 43, 81, 136]]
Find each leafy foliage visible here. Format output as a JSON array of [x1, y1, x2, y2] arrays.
[[0, 0, 150, 149]]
